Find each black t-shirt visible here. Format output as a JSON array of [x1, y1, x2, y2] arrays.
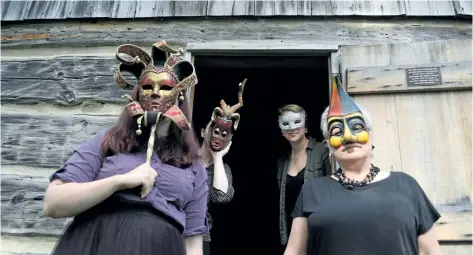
[[292, 172, 441, 255]]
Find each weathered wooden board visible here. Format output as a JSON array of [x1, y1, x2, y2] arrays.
[[2, 0, 471, 21], [1, 0, 32, 21], [207, 0, 255, 16], [65, 0, 114, 19], [394, 92, 471, 209], [346, 61, 472, 94], [405, 0, 456, 16], [453, 0, 473, 16], [1, 18, 471, 48], [451, 91, 473, 198], [1, 235, 56, 255], [351, 94, 402, 172], [134, 1, 157, 17], [1, 113, 118, 168], [1, 174, 72, 237], [111, 0, 138, 19], [1, 77, 127, 106], [1, 57, 133, 80], [324, 0, 407, 16], [441, 244, 473, 255], [254, 0, 311, 16], [340, 39, 472, 88], [23, 1, 70, 20], [1, 57, 128, 106]]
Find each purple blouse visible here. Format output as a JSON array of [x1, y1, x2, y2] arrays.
[[50, 129, 209, 237]]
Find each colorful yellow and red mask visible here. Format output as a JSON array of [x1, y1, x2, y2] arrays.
[[327, 76, 370, 149]]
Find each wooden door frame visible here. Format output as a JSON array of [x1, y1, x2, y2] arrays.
[[183, 40, 339, 119]]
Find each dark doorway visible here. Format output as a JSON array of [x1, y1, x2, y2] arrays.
[[192, 55, 329, 255]]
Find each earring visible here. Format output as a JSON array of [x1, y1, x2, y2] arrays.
[[179, 91, 185, 101], [136, 116, 143, 135]]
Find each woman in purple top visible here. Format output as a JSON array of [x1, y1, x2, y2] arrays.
[[43, 41, 209, 255]]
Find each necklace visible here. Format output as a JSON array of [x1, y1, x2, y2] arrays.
[[334, 164, 380, 190]]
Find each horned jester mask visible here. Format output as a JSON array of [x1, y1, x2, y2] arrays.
[[206, 79, 247, 152], [114, 41, 197, 134]]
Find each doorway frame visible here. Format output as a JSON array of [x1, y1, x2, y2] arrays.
[[183, 40, 340, 119]]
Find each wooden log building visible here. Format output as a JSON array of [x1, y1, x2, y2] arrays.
[[1, 1, 472, 254]]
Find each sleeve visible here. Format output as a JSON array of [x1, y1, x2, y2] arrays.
[[291, 184, 309, 218], [209, 163, 235, 204], [409, 176, 441, 235], [49, 129, 107, 183], [183, 160, 210, 237]]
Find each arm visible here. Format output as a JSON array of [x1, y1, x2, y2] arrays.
[[209, 163, 234, 203], [210, 141, 232, 194], [44, 177, 122, 217], [284, 217, 308, 255], [185, 235, 203, 255], [183, 161, 209, 255], [418, 228, 442, 255], [43, 130, 156, 218], [211, 154, 229, 194], [43, 131, 107, 217]]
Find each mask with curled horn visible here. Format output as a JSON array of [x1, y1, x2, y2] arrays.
[[114, 41, 198, 133], [207, 78, 247, 152]]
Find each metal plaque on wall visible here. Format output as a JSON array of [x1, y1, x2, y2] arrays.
[[405, 66, 443, 87]]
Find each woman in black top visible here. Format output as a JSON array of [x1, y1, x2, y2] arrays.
[[276, 104, 331, 250], [284, 78, 442, 255]]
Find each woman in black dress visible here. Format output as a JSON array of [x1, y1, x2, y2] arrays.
[[43, 41, 208, 255], [284, 77, 442, 255]]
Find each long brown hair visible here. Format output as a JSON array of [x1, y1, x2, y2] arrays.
[[101, 85, 201, 168]]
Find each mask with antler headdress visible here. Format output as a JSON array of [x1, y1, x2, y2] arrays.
[[206, 79, 247, 152], [114, 40, 197, 133]]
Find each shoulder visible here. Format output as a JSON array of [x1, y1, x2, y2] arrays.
[[389, 171, 418, 184], [386, 171, 425, 192]]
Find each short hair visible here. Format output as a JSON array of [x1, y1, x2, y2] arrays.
[[319, 104, 374, 140], [278, 104, 308, 128]]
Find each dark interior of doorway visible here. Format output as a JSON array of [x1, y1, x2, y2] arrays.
[[192, 55, 329, 255]]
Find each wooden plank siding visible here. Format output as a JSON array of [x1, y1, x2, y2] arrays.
[[1, 18, 472, 49], [339, 39, 472, 251], [2, 0, 471, 21]]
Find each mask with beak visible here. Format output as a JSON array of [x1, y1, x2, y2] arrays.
[[206, 79, 247, 152], [327, 76, 370, 149], [114, 41, 197, 133]]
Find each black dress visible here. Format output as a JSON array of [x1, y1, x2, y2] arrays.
[[292, 172, 441, 255], [51, 194, 186, 255]]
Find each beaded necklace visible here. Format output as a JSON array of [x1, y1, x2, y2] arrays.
[[334, 164, 380, 190]]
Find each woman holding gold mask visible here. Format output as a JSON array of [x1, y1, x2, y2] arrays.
[[283, 77, 442, 255]]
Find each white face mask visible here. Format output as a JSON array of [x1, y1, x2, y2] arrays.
[[278, 111, 305, 130]]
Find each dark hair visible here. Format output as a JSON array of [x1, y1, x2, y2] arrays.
[[278, 104, 309, 129], [101, 85, 201, 168]]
